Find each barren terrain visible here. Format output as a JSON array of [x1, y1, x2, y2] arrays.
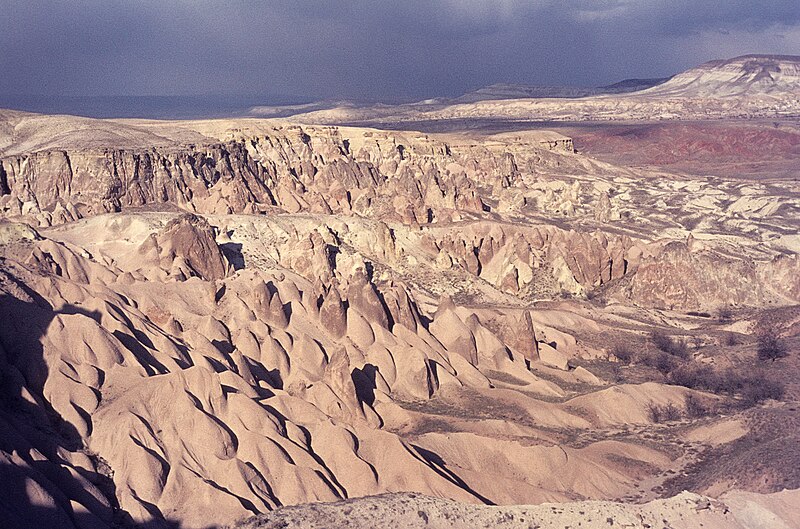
[[0, 55, 798, 529]]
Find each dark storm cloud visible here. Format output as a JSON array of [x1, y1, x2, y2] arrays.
[[1, 1, 798, 100]]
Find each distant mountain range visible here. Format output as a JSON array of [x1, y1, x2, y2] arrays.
[[249, 78, 673, 119], [454, 77, 672, 102], [0, 94, 307, 120], [280, 54, 800, 126]]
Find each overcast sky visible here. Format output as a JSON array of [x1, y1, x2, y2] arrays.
[[1, 1, 798, 101]]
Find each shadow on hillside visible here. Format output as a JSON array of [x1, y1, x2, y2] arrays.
[[0, 269, 220, 529], [221, 242, 246, 271], [412, 445, 494, 505]]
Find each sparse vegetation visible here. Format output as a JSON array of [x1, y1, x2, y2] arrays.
[[647, 402, 663, 423], [741, 375, 785, 406], [650, 331, 690, 359], [611, 344, 635, 365], [663, 402, 681, 421], [669, 363, 785, 407], [642, 351, 678, 375], [671, 365, 737, 394], [717, 306, 733, 323], [681, 216, 702, 230], [684, 394, 709, 418], [648, 402, 681, 423], [650, 331, 673, 352], [757, 327, 788, 362], [669, 364, 717, 390]]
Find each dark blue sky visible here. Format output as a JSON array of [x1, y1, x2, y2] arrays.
[[1, 1, 798, 101]]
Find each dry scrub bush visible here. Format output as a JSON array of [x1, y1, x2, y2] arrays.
[[611, 344, 635, 365], [757, 328, 788, 362], [684, 394, 708, 418], [650, 331, 690, 359], [642, 351, 679, 375], [648, 402, 682, 423], [724, 333, 739, 346], [670, 364, 718, 391], [741, 374, 785, 406], [663, 402, 682, 421], [647, 402, 663, 423], [670, 365, 785, 407]]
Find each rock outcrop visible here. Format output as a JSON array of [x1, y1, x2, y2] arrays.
[[626, 241, 800, 310], [138, 213, 230, 281], [0, 118, 569, 230]]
